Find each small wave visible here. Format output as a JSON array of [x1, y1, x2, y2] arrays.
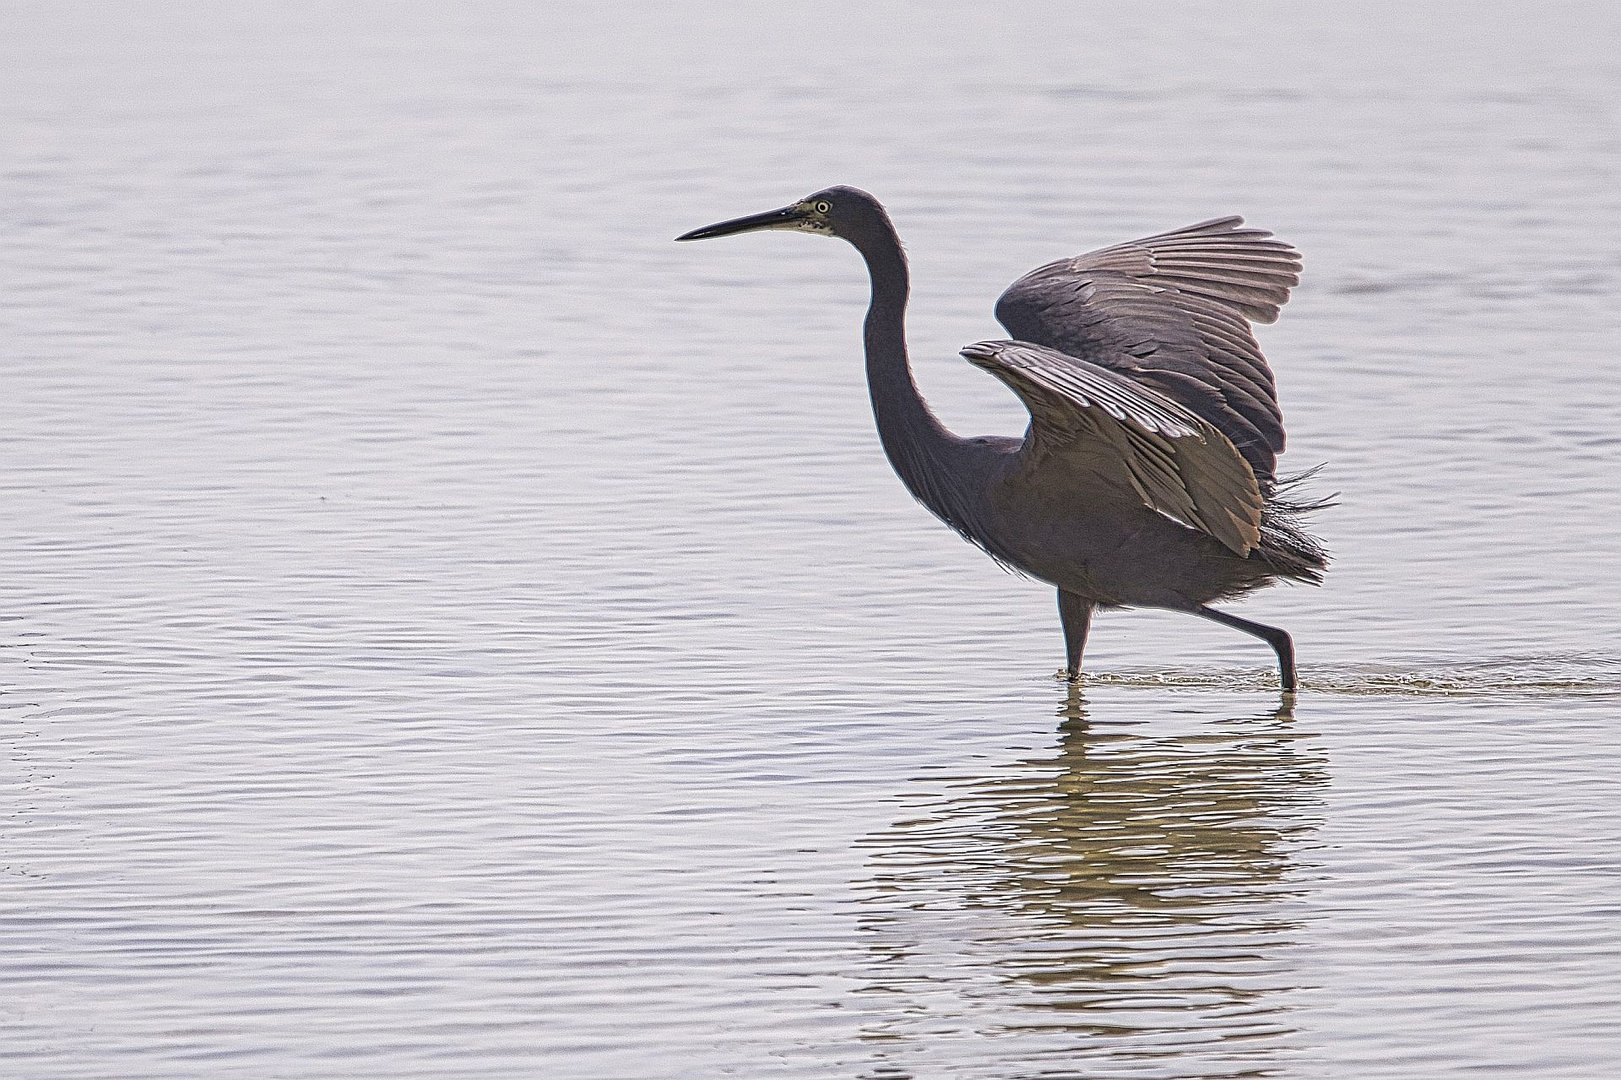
[[1073, 655, 1621, 698]]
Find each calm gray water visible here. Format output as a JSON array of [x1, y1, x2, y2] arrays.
[[4, 3, 1621, 1077]]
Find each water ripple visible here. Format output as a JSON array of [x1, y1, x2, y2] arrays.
[[1081, 654, 1621, 698]]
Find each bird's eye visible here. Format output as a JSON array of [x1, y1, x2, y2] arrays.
[[813, 200, 832, 214]]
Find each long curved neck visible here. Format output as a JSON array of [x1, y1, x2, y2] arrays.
[[848, 224, 963, 513]]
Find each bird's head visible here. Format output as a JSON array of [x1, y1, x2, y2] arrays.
[[675, 185, 883, 244]]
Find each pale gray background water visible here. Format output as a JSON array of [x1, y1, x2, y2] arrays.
[[4, 2, 1620, 1077]]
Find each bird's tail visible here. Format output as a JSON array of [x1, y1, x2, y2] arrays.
[[1256, 468, 1333, 585]]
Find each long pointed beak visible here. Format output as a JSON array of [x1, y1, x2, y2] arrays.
[[675, 204, 802, 242]]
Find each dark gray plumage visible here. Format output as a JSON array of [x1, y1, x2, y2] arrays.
[[676, 186, 1327, 691], [994, 216, 1299, 487]]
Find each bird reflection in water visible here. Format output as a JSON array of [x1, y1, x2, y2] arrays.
[[852, 689, 1326, 1077]]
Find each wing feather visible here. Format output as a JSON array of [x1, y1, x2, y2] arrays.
[[961, 340, 1264, 555], [994, 216, 1301, 484]]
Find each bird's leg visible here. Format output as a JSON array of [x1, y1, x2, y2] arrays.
[[1057, 590, 1093, 682], [1195, 606, 1297, 693]]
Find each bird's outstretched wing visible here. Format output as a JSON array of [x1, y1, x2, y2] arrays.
[[961, 340, 1263, 556], [993, 217, 1299, 487]]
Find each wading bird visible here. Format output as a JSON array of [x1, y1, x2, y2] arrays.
[[676, 187, 1327, 691]]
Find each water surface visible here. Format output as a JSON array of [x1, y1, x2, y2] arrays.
[[3, 3, 1620, 1077]]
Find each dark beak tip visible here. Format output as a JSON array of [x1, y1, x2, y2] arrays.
[[674, 205, 797, 245]]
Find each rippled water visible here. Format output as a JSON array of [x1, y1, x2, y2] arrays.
[[4, 3, 1620, 1077]]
